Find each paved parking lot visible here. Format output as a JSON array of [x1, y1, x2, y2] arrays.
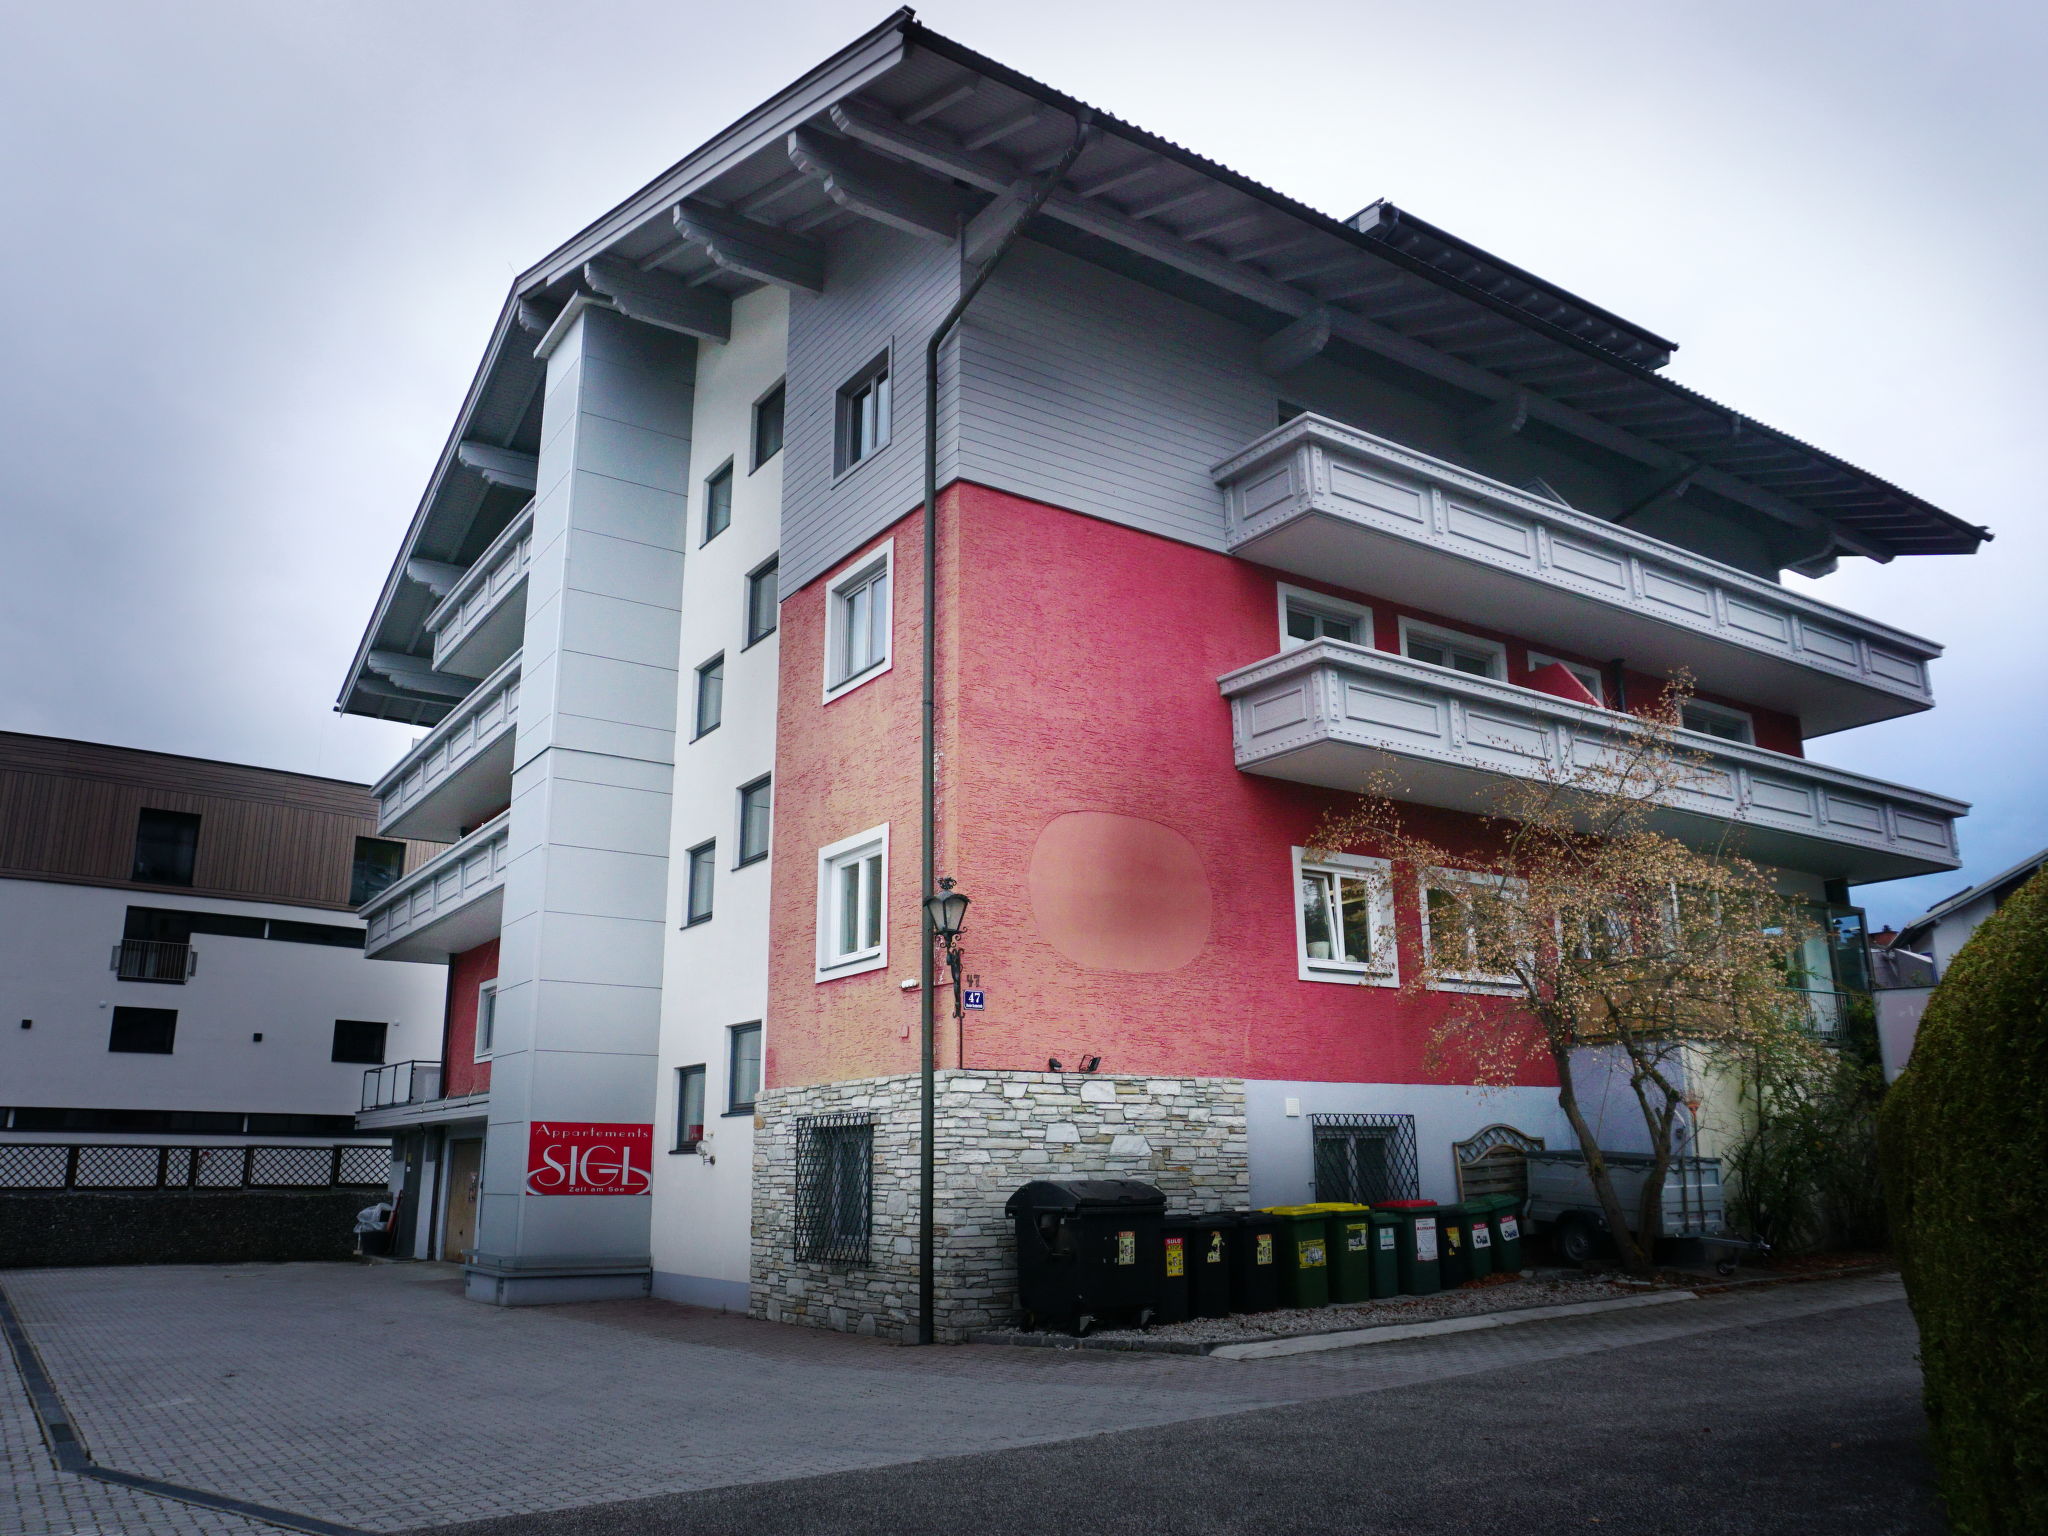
[[2, 1262, 1930, 1535]]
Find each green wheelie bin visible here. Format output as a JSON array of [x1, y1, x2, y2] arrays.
[[1228, 1211, 1285, 1313], [1322, 1205, 1376, 1303], [1366, 1209, 1403, 1297], [1441, 1199, 1495, 1284], [1483, 1195, 1526, 1273], [1261, 1206, 1340, 1308], [1377, 1199, 1441, 1295], [1187, 1213, 1235, 1318]]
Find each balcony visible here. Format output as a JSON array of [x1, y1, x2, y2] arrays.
[[373, 653, 520, 842], [361, 812, 510, 961], [110, 939, 195, 983], [426, 500, 533, 679], [1220, 640, 1965, 883], [1213, 416, 1941, 737], [362, 1059, 442, 1112]]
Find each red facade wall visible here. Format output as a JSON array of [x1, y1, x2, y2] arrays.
[[441, 938, 498, 1097], [766, 481, 1808, 1094]]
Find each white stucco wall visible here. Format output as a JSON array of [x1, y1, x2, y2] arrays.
[[0, 876, 446, 1141], [649, 285, 788, 1310]]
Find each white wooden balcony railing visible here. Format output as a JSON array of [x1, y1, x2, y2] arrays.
[[373, 653, 520, 843], [1220, 640, 1965, 884], [360, 812, 510, 962], [426, 500, 533, 679], [1213, 416, 1941, 737]]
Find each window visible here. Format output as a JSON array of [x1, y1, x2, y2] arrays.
[[752, 381, 786, 469], [132, 809, 200, 886], [1400, 620, 1506, 680], [1681, 699, 1756, 745], [745, 557, 779, 646], [331, 1020, 388, 1065], [703, 461, 734, 543], [737, 777, 772, 866], [1311, 1114, 1420, 1205], [674, 1065, 707, 1151], [817, 825, 887, 980], [264, 920, 365, 949], [728, 1023, 762, 1113], [835, 352, 891, 473], [108, 1006, 177, 1054], [1526, 651, 1606, 706], [1420, 869, 1527, 991], [1278, 584, 1371, 651], [1292, 848, 1396, 984], [825, 543, 892, 697], [794, 1114, 874, 1263], [693, 654, 724, 739], [684, 842, 716, 926], [350, 837, 407, 907], [474, 981, 498, 1061]]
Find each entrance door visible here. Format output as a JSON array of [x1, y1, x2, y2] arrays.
[[442, 1139, 483, 1260]]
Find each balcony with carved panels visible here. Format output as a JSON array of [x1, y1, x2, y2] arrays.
[[1214, 416, 1942, 738], [426, 499, 533, 679], [374, 653, 520, 843], [1220, 640, 1965, 884], [361, 812, 510, 961]]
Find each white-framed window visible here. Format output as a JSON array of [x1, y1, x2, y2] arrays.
[[1399, 618, 1507, 681], [474, 980, 498, 1061], [1680, 698, 1756, 745], [835, 351, 891, 474], [1420, 868, 1527, 992], [1526, 650, 1606, 706], [824, 541, 893, 700], [816, 824, 888, 981], [1292, 848, 1397, 985], [1278, 584, 1372, 652]]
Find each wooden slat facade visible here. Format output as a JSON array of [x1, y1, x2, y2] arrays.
[[0, 733, 442, 912]]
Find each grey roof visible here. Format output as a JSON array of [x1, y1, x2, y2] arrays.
[[1892, 846, 2048, 947]]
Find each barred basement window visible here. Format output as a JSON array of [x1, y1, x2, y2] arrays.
[[1311, 1113, 1420, 1206], [794, 1114, 873, 1264]]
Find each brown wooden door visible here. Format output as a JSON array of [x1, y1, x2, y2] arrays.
[[442, 1139, 482, 1260]]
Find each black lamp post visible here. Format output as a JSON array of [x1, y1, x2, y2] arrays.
[[916, 878, 969, 1347]]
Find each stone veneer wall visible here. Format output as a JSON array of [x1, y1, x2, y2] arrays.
[[751, 1070, 1247, 1341]]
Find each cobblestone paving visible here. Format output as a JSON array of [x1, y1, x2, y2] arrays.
[[0, 1262, 1907, 1534]]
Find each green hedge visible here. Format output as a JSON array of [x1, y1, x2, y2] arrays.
[[1880, 868, 2048, 1535]]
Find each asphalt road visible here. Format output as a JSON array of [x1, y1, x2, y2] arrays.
[[426, 1294, 1940, 1536]]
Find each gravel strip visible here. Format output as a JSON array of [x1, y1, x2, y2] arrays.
[[980, 1270, 1662, 1350]]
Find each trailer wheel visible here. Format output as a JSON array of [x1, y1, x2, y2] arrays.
[[1556, 1215, 1602, 1266]]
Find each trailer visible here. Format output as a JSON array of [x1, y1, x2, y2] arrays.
[[1525, 1150, 1739, 1267]]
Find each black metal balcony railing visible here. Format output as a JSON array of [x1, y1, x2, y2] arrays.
[[111, 939, 196, 983], [361, 1060, 444, 1112]]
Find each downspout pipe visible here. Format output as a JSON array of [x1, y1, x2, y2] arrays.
[[916, 109, 1094, 1347]]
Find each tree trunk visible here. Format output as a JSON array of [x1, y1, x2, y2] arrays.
[[1551, 1041, 1654, 1274]]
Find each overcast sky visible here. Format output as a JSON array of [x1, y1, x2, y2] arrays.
[[1, 1, 2038, 927]]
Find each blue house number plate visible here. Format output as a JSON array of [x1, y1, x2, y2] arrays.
[[962, 989, 986, 1010]]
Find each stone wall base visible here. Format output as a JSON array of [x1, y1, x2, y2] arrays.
[[751, 1070, 1247, 1342]]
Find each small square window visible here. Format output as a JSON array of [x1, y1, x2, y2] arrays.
[[694, 654, 724, 739], [728, 1023, 762, 1113], [835, 353, 891, 474], [331, 1019, 388, 1065], [1293, 848, 1396, 985], [752, 382, 786, 470], [474, 981, 498, 1061], [132, 809, 200, 887], [108, 1006, 177, 1054], [817, 826, 887, 980], [685, 842, 716, 926], [1681, 700, 1756, 745], [745, 558, 780, 646], [1399, 620, 1506, 681], [1278, 584, 1371, 652], [703, 462, 734, 543], [674, 1064, 707, 1150], [350, 837, 407, 907], [825, 543, 893, 698], [737, 776, 772, 867], [1419, 869, 1527, 991]]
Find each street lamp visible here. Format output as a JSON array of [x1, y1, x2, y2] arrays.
[[923, 879, 971, 947], [916, 877, 969, 1348]]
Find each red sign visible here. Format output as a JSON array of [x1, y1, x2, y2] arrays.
[[525, 1122, 653, 1195]]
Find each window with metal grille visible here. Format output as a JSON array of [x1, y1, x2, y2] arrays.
[[1310, 1113, 1420, 1205], [794, 1114, 873, 1264]]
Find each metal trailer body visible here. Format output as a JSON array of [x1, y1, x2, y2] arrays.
[[1525, 1151, 1727, 1257]]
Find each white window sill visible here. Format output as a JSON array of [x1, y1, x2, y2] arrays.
[[822, 658, 891, 705], [815, 952, 887, 984], [1298, 961, 1400, 987]]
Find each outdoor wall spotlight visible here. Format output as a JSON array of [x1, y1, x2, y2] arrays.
[[923, 877, 970, 944]]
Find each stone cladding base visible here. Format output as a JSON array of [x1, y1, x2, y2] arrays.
[[750, 1070, 1248, 1342]]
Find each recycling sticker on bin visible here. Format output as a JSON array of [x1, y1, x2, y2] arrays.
[[1378, 1228, 1396, 1251], [1116, 1229, 1137, 1266], [1415, 1217, 1438, 1259], [1500, 1215, 1520, 1241], [1299, 1239, 1328, 1269], [1347, 1224, 1370, 1252], [1471, 1223, 1492, 1249], [1165, 1235, 1186, 1276]]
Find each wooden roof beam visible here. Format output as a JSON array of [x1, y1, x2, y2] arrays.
[[672, 199, 826, 293]]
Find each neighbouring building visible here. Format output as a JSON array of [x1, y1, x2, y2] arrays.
[[334, 14, 1984, 1330], [1868, 848, 2046, 1080], [0, 731, 446, 1162]]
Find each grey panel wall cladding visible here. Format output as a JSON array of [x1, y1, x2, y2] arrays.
[[780, 222, 962, 597]]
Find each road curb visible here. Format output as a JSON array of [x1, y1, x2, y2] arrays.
[[1206, 1289, 1700, 1359]]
